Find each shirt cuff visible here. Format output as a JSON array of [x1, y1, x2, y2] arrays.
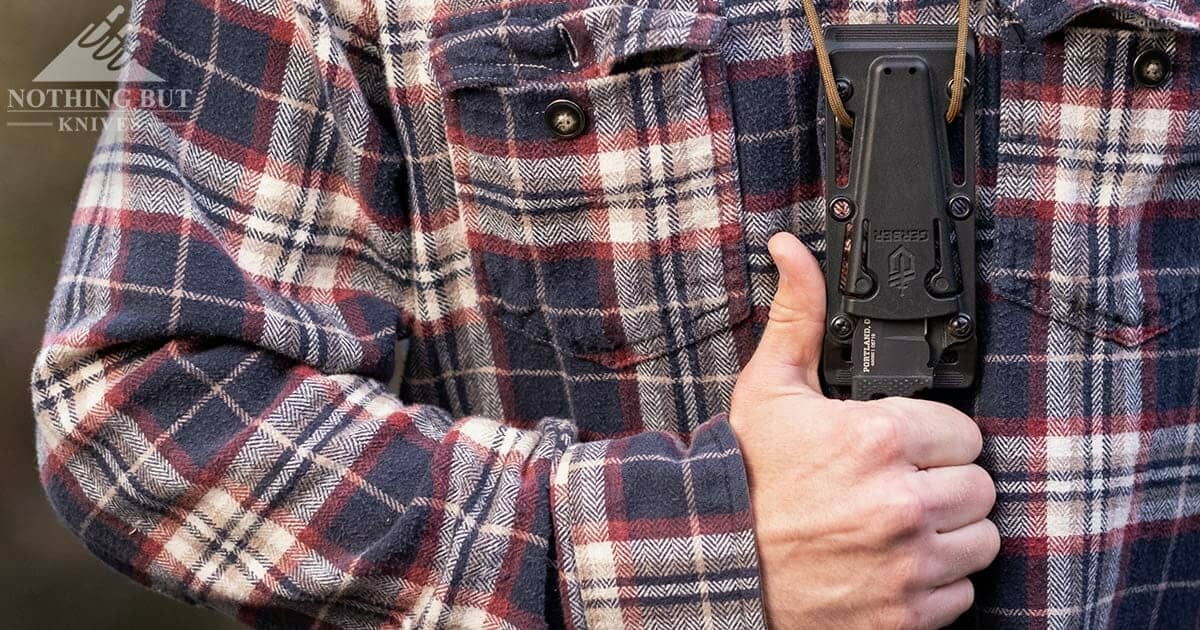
[[551, 415, 765, 628]]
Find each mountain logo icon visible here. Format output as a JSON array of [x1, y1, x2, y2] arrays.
[[34, 5, 164, 83]]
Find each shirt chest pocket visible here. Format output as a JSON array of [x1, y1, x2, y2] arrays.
[[430, 6, 750, 369], [985, 30, 1200, 347]]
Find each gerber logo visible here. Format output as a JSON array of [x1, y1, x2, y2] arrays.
[[888, 246, 916, 295], [874, 229, 929, 242]]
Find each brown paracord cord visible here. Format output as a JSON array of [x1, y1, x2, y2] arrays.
[[801, 0, 972, 128]]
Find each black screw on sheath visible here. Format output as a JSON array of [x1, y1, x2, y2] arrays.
[[830, 315, 855, 340], [947, 196, 973, 220], [830, 198, 854, 221], [948, 314, 974, 339], [835, 78, 854, 102]]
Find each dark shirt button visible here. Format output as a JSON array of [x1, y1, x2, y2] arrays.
[[544, 99, 587, 139], [1133, 49, 1171, 88]]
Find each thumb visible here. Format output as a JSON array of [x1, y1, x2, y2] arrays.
[[752, 231, 828, 392]]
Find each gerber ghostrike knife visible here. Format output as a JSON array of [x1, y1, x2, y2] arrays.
[[819, 25, 978, 401]]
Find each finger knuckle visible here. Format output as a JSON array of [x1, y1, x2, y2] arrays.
[[968, 464, 998, 509], [963, 420, 984, 460], [870, 602, 915, 630], [928, 401, 982, 460], [983, 519, 1002, 560], [895, 604, 926, 630], [956, 521, 1001, 570], [883, 484, 928, 537], [957, 580, 978, 614], [893, 553, 927, 592], [853, 407, 905, 461], [914, 582, 975, 630], [766, 299, 806, 326]]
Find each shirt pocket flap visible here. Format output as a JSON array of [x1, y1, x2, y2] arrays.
[[430, 6, 726, 91], [988, 221, 1200, 347]]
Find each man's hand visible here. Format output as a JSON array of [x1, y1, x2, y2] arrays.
[[729, 232, 999, 630]]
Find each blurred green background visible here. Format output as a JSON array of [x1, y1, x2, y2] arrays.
[[2, 1, 240, 627]]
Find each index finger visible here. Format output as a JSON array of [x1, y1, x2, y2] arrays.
[[874, 397, 983, 468]]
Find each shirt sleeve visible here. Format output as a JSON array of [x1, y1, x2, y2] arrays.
[[30, 0, 765, 628]]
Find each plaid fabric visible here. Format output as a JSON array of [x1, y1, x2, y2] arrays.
[[29, 0, 1200, 627], [974, 17, 1200, 629]]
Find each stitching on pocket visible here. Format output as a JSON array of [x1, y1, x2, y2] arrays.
[[988, 222, 1200, 347]]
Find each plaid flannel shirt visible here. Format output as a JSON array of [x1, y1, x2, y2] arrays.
[[30, 0, 1200, 626]]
